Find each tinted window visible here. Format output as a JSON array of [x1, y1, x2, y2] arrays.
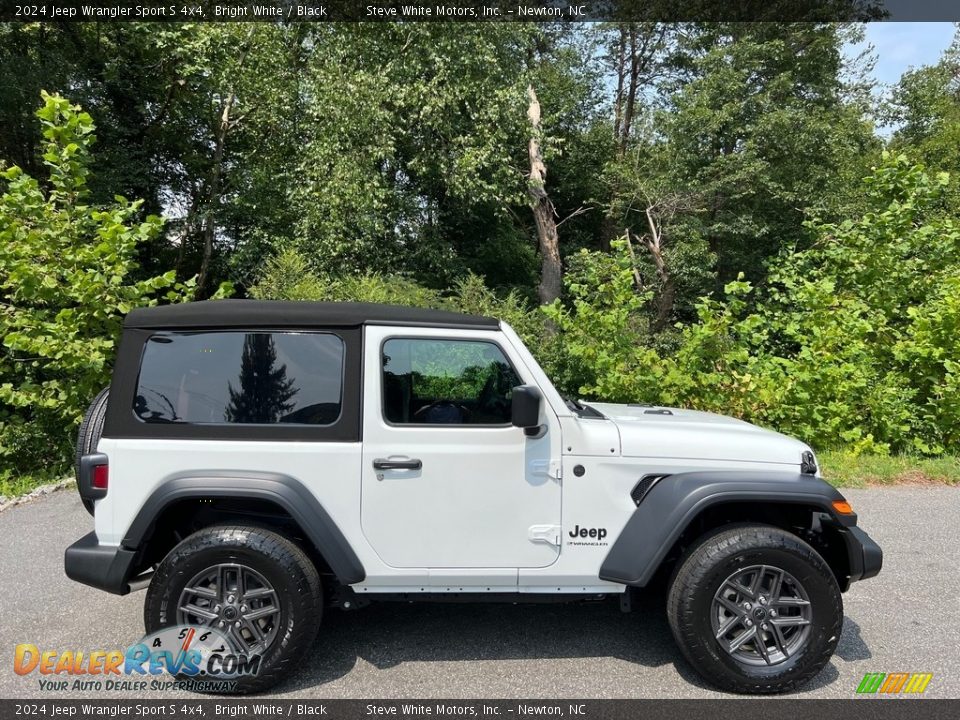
[[135, 332, 344, 425], [382, 339, 521, 425]]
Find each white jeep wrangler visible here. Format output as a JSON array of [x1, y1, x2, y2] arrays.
[[66, 300, 882, 694]]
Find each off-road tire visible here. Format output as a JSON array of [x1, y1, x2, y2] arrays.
[[74, 387, 110, 514], [666, 523, 843, 694], [145, 526, 322, 694]]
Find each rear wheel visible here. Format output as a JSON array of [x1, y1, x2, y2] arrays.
[[666, 524, 842, 694], [74, 387, 109, 514], [145, 526, 322, 694]]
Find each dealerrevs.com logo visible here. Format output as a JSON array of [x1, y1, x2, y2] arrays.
[[13, 626, 261, 693], [856, 672, 934, 695]]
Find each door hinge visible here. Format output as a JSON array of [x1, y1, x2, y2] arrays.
[[528, 524, 561, 546], [530, 459, 562, 481]]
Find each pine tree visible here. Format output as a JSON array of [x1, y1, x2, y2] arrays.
[[224, 334, 297, 423]]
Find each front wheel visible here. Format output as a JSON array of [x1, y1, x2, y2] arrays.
[[666, 524, 843, 694], [145, 526, 322, 694]]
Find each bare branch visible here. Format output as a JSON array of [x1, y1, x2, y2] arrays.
[[556, 205, 592, 228]]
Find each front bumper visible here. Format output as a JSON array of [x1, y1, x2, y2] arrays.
[[838, 525, 883, 590], [64, 531, 143, 595]]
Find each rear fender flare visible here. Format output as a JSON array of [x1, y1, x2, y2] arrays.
[[123, 470, 365, 585]]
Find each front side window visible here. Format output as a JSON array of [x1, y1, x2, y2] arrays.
[[135, 332, 344, 425], [382, 338, 521, 425]]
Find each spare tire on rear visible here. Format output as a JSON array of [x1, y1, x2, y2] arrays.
[[75, 387, 110, 515]]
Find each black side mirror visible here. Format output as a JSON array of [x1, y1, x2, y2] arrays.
[[511, 385, 542, 429]]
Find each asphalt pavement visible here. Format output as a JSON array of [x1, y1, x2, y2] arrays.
[[1, 487, 957, 699]]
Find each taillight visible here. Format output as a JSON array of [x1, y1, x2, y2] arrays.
[[92, 464, 109, 490], [79, 453, 108, 508]]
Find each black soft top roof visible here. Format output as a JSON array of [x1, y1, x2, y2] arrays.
[[124, 300, 499, 330]]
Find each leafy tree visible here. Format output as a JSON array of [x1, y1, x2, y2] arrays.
[[290, 24, 602, 299], [156, 24, 308, 295], [648, 23, 879, 288], [0, 24, 310, 294], [249, 248, 451, 308], [6, 22, 960, 470], [887, 31, 960, 212], [0, 24, 203, 280], [770, 155, 960, 453], [0, 22, 883, 307], [291, 24, 528, 278], [0, 93, 196, 473]]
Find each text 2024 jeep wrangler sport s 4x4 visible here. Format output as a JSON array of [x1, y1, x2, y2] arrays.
[[65, 300, 882, 694]]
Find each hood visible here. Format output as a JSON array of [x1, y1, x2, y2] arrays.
[[586, 403, 810, 467]]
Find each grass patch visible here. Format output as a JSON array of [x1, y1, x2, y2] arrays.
[[0, 469, 69, 500], [818, 451, 960, 488]]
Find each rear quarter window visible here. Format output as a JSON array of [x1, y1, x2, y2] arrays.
[[135, 331, 344, 425]]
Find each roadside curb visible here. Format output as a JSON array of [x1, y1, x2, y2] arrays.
[[0, 477, 74, 513]]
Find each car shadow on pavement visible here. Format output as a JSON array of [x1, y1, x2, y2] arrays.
[[277, 591, 682, 693], [835, 617, 872, 662], [271, 593, 869, 696]]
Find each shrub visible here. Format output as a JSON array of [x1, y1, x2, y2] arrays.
[[0, 93, 196, 475]]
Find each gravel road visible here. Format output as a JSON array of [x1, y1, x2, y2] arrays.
[[1, 487, 957, 699]]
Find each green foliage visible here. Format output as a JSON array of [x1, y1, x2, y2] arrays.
[[249, 248, 450, 307], [292, 25, 538, 279], [401, 341, 514, 407], [543, 239, 654, 398], [551, 154, 960, 455], [818, 450, 960, 488], [888, 33, 960, 157], [0, 93, 194, 474], [764, 156, 959, 453], [0, 22, 885, 303], [887, 35, 960, 214], [653, 23, 879, 287], [0, 468, 69, 500], [250, 248, 545, 347], [258, 150, 960, 459]]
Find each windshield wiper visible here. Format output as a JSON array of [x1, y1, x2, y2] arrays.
[[563, 395, 604, 418]]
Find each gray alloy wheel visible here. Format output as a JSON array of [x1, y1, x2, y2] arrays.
[[711, 564, 813, 667], [666, 524, 842, 694], [177, 562, 282, 656], [146, 525, 322, 694]]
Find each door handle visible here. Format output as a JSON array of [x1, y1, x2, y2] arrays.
[[373, 457, 422, 470]]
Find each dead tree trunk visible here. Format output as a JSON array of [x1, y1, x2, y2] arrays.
[[646, 241, 675, 333], [631, 204, 676, 333], [527, 84, 562, 306]]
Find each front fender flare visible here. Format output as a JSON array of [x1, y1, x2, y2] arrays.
[[123, 470, 365, 585], [599, 471, 851, 587]]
